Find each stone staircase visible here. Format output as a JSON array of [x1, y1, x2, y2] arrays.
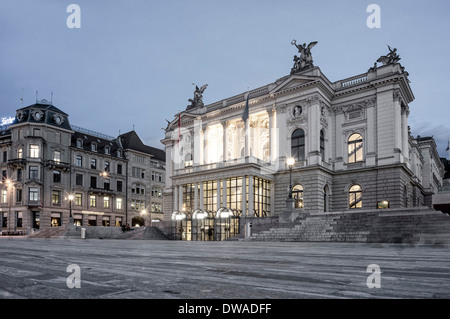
[[28, 227, 67, 239], [124, 226, 170, 240], [243, 207, 450, 244]]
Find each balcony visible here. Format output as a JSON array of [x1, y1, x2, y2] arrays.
[[89, 187, 117, 196], [45, 160, 71, 171], [174, 156, 273, 176], [8, 158, 27, 168]]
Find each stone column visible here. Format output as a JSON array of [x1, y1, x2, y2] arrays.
[[178, 185, 183, 212], [194, 118, 203, 166], [222, 121, 228, 162], [173, 186, 178, 211], [401, 105, 410, 163], [194, 182, 198, 210], [199, 182, 204, 210], [222, 179, 227, 208], [242, 176, 247, 216], [248, 175, 253, 217], [216, 180, 221, 209]]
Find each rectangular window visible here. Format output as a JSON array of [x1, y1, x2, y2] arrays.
[[91, 143, 97, 152], [1, 212, 7, 228], [29, 187, 39, 201], [104, 161, 110, 172], [30, 145, 40, 158], [17, 148, 23, 159], [76, 155, 82, 167], [16, 189, 22, 202], [203, 180, 217, 212], [89, 195, 96, 207], [29, 166, 39, 179], [117, 180, 123, 192], [17, 169, 22, 182], [51, 212, 61, 227], [105, 146, 110, 155], [1, 190, 7, 203], [104, 196, 110, 209], [52, 190, 61, 205], [90, 176, 97, 188], [76, 139, 83, 148], [53, 170, 61, 183], [2, 151, 7, 162], [104, 179, 110, 191], [117, 164, 122, 175], [116, 198, 123, 210], [75, 173, 83, 186], [16, 212, 23, 228], [53, 151, 61, 163], [75, 193, 82, 206], [91, 158, 97, 169], [102, 216, 110, 226]]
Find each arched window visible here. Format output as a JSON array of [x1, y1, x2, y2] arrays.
[[348, 133, 363, 163], [323, 185, 329, 212], [291, 129, 305, 161], [292, 184, 304, 208], [349, 184, 362, 209], [320, 130, 325, 162]]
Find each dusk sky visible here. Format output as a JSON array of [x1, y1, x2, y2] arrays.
[[1, 0, 449, 156]]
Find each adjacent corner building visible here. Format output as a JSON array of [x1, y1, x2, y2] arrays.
[[0, 100, 165, 234]]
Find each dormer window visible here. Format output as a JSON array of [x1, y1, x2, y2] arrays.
[[117, 150, 122, 158], [105, 146, 110, 155], [76, 139, 83, 148], [91, 143, 97, 152]]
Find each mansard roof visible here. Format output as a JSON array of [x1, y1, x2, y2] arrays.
[[12, 101, 72, 131], [119, 130, 165, 162]]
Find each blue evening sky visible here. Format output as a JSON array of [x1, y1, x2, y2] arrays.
[[0, 0, 449, 156]]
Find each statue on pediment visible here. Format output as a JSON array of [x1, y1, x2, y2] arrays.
[[291, 40, 318, 74], [377, 45, 401, 65], [187, 84, 208, 110]]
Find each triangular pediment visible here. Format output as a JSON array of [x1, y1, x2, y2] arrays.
[[269, 75, 319, 95]]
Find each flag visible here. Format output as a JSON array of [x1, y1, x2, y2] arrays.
[[178, 113, 181, 142], [242, 93, 249, 122], [446, 139, 449, 152]]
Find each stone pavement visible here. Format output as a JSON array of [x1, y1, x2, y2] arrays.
[[0, 238, 449, 299]]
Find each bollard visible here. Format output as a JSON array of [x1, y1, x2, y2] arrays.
[[81, 227, 86, 239]]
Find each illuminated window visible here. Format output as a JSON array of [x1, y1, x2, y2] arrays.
[[75, 193, 82, 206], [349, 184, 362, 208], [89, 195, 96, 207], [292, 184, 304, 208], [291, 129, 305, 161], [116, 198, 123, 210], [52, 190, 61, 205], [30, 145, 40, 158], [348, 133, 363, 163], [104, 196, 110, 209]]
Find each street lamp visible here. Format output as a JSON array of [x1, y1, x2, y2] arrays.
[[67, 194, 74, 218], [140, 208, 148, 227], [4, 179, 12, 234], [286, 157, 295, 198]]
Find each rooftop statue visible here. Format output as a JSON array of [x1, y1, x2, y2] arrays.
[[290, 40, 318, 74], [377, 45, 401, 65], [187, 84, 208, 110]]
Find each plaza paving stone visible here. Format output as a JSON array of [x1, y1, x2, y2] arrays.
[[0, 238, 449, 299]]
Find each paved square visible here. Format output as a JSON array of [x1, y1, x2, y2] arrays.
[[0, 238, 449, 299]]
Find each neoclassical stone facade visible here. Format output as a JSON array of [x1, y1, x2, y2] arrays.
[[162, 46, 443, 223]]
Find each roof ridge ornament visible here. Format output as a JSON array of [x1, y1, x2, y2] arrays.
[[290, 40, 318, 74], [186, 84, 208, 110], [376, 45, 401, 65]]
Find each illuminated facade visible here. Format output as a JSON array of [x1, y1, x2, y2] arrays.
[[161, 46, 444, 229]]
